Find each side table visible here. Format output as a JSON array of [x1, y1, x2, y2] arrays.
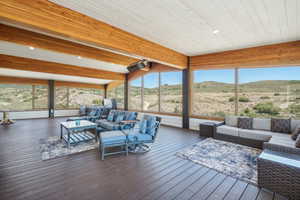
[[199, 122, 216, 137]]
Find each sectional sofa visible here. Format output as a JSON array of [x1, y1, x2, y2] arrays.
[[214, 116, 300, 152]]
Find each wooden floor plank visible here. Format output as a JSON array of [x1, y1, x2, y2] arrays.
[[206, 176, 237, 200], [223, 180, 248, 200], [190, 173, 227, 200], [256, 188, 274, 200], [240, 184, 260, 200], [157, 167, 210, 200]]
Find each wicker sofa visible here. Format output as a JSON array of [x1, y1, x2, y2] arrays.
[[214, 116, 300, 150]]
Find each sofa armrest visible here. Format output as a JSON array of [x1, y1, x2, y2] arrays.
[[264, 142, 300, 156], [212, 121, 225, 137]]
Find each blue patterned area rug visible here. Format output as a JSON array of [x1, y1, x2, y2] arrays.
[[39, 136, 98, 160], [176, 138, 262, 184]]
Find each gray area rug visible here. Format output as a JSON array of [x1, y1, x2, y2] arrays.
[[176, 138, 262, 184], [40, 136, 98, 160]]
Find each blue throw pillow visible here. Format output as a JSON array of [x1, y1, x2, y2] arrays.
[[139, 120, 147, 134], [115, 113, 125, 123], [146, 116, 157, 136], [89, 110, 97, 116], [107, 111, 114, 121]]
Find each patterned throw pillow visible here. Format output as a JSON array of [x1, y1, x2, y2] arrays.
[[107, 111, 115, 122], [115, 113, 125, 123], [291, 124, 300, 140], [237, 117, 253, 129], [139, 120, 147, 134], [295, 134, 300, 148], [271, 118, 291, 134]]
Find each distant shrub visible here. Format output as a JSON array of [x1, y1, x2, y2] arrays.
[[213, 111, 226, 118], [253, 102, 280, 115], [274, 93, 280, 96], [239, 96, 250, 102], [228, 96, 250, 102], [260, 96, 270, 99], [92, 99, 101, 104], [289, 104, 300, 114]]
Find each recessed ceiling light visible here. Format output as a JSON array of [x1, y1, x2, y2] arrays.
[[213, 29, 220, 34], [77, 56, 82, 59], [29, 46, 35, 50]]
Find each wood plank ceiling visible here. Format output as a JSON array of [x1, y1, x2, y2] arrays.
[[50, 0, 300, 55]]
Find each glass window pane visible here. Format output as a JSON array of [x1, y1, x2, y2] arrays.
[[239, 67, 300, 119], [0, 84, 32, 110], [55, 87, 68, 109], [115, 84, 124, 109], [69, 88, 103, 108], [129, 78, 142, 110], [143, 73, 159, 112], [34, 85, 48, 110], [107, 83, 124, 109], [161, 71, 182, 113], [192, 69, 235, 118]]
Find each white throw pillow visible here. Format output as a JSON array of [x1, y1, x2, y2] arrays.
[[225, 116, 238, 127], [253, 118, 271, 131], [291, 119, 300, 133]]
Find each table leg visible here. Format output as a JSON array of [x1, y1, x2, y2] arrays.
[[67, 130, 70, 148], [94, 127, 98, 142], [60, 125, 63, 139]]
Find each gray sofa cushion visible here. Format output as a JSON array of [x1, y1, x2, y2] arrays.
[[268, 132, 295, 149], [291, 124, 300, 140], [291, 119, 300, 132], [216, 125, 239, 137], [238, 129, 272, 141], [238, 117, 253, 129], [225, 116, 238, 127], [253, 118, 271, 131], [296, 134, 300, 148], [271, 118, 291, 134]]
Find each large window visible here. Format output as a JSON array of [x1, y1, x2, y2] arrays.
[[107, 83, 125, 109], [128, 71, 182, 114], [55, 87, 104, 109], [192, 67, 300, 119], [129, 78, 142, 110], [239, 67, 300, 118], [0, 84, 48, 111], [143, 73, 159, 112], [192, 69, 235, 118], [160, 71, 182, 113]]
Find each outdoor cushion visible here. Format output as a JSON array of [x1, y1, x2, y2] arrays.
[[238, 129, 272, 141], [107, 111, 115, 121], [115, 112, 125, 123], [271, 118, 291, 134], [296, 134, 300, 148], [253, 118, 271, 131], [268, 132, 295, 148], [79, 105, 86, 115], [146, 116, 157, 136], [238, 117, 253, 129], [139, 120, 147, 134], [225, 116, 238, 127], [124, 111, 137, 120], [291, 119, 300, 133], [216, 125, 239, 137], [127, 133, 152, 142], [98, 121, 120, 130], [101, 131, 126, 145]]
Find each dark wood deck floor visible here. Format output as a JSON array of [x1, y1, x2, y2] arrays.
[[0, 118, 287, 200]]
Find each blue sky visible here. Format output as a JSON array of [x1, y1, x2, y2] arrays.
[[130, 67, 300, 86]]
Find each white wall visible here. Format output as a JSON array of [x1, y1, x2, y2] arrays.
[[0, 110, 48, 120], [136, 112, 220, 130], [54, 110, 79, 117]]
